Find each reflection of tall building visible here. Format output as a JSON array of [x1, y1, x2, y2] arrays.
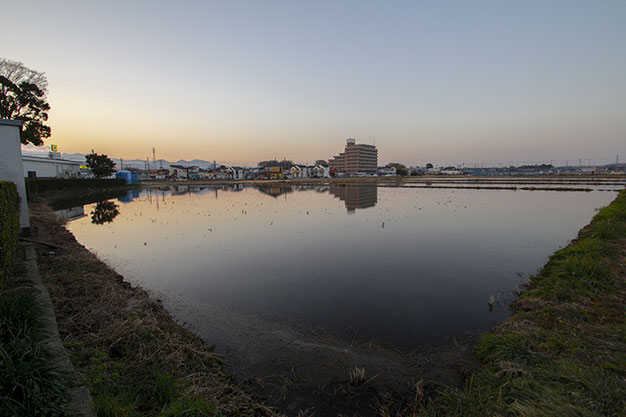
[[329, 185, 377, 213]]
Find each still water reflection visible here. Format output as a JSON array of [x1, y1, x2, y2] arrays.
[[62, 184, 616, 346]]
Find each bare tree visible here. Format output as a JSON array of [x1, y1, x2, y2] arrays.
[[0, 58, 51, 145], [0, 59, 48, 92]]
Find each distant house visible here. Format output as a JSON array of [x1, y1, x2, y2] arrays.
[[230, 166, 246, 180], [169, 164, 188, 179], [311, 165, 330, 178], [188, 166, 200, 180], [263, 162, 284, 180], [22, 153, 82, 179], [377, 166, 396, 176], [289, 164, 309, 178], [149, 168, 169, 180], [197, 168, 212, 180], [169, 165, 199, 180], [207, 165, 232, 180], [440, 167, 462, 175]]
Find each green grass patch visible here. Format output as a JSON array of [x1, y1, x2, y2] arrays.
[[420, 190, 626, 416], [477, 333, 534, 364], [68, 341, 221, 417], [0, 272, 69, 416], [158, 397, 222, 417]]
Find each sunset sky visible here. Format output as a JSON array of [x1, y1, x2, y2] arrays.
[[3, 0, 625, 166]]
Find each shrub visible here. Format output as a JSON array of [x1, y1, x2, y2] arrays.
[[0, 181, 20, 285], [25, 178, 126, 196]]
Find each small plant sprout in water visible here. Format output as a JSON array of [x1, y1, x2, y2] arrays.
[[349, 366, 367, 386]]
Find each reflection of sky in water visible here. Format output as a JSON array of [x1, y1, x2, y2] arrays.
[[65, 185, 617, 346]]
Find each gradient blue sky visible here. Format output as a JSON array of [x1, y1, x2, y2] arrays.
[[3, 0, 625, 166]]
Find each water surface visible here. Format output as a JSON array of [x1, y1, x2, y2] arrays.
[[63, 184, 617, 347]]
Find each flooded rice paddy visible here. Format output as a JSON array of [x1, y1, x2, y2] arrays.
[[58, 181, 621, 411], [61, 183, 618, 346]]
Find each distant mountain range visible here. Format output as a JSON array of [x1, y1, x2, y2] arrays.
[[20, 148, 219, 170]]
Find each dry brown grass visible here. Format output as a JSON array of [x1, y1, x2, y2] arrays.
[[29, 203, 281, 416]]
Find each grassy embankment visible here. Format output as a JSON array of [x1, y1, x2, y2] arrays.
[[0, 181, 70, 416], [29, 204, 280, 417], [421, 191, 626, 416]]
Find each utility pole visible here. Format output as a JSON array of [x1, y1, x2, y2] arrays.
[[120, 158, 123, 170]]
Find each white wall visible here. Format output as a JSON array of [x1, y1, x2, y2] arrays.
[[0, 120, 30, 230], [22, 157, 81, 178]]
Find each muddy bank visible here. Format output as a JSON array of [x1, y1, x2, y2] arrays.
[[163, 293, 478, 415], [30, 202, 478, 416]]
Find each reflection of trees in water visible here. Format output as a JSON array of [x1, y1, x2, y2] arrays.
[[91, 201, 120, 224]]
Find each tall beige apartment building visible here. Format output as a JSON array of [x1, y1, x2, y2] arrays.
[[328, 138, 378, 175]]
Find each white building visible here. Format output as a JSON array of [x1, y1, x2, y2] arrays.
[[22, 153, 82, 179], [311, 165, 330, 178], [230, 166, 245, 180], [0, 119, 29, 230], [168, 164, 188, 179], [377, 166, 396, 176], [289, 165, 310, 178]]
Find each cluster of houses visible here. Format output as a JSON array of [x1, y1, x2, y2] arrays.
[[166, 162, 332, 181], [423, 164, 626, 176], [18, 151, 626, 181]]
